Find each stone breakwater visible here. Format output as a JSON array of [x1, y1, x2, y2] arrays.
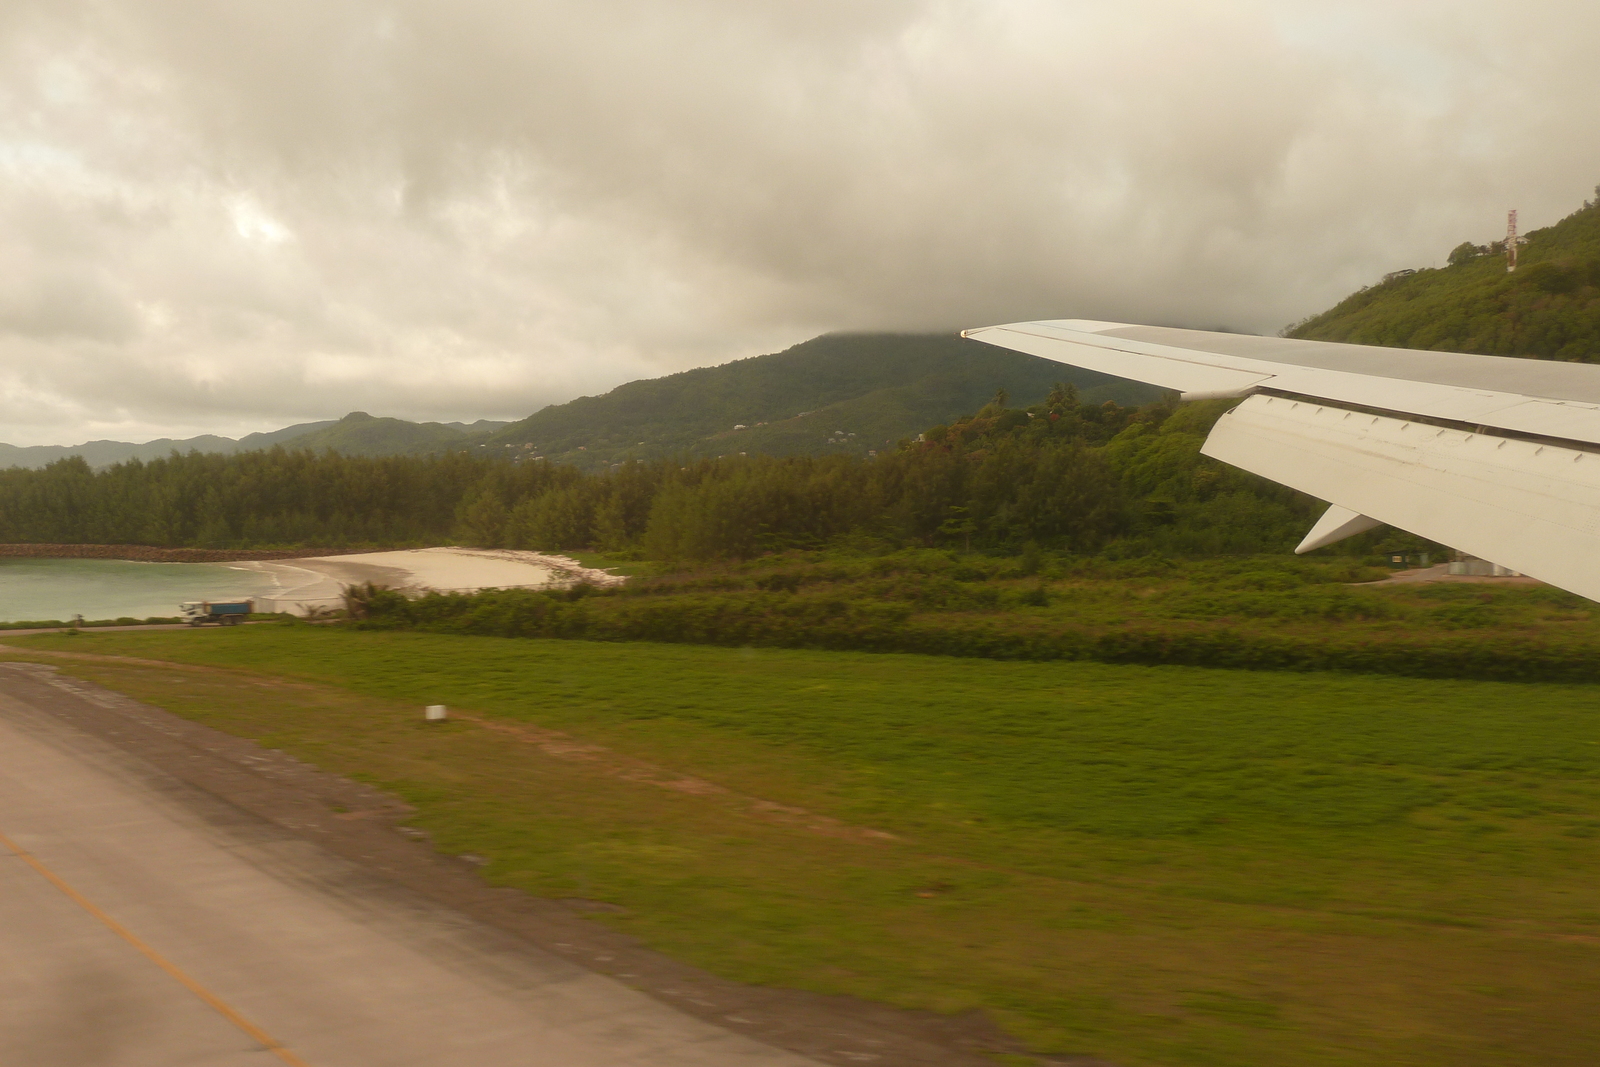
[[0, 544, 384, 563]]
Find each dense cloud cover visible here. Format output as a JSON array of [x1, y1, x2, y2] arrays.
[[0, 1, 1596, 444]]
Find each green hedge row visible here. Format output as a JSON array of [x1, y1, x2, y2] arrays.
[[354, 587, 1600, 683]]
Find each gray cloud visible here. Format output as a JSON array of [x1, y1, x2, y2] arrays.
[[0, 1, 1596, 444]]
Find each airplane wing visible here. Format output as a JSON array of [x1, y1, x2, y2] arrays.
[[962, 319, 1600, 602]]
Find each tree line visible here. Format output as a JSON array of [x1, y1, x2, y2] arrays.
[[0, 388, 1326, 559]]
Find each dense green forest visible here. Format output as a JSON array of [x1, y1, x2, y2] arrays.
[[1289, 186, 1600, 358], [0, 387, 1347, 559], [458, 387, 1317, 559], [0, 450, 485, 546]]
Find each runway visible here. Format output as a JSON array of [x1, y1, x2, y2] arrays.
[[0, 665, 817, 1067]]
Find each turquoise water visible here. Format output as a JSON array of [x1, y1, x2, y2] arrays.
[[0, 559, 281, 624]]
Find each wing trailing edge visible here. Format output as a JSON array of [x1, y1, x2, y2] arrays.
[[1206, 396, 1600, 601]]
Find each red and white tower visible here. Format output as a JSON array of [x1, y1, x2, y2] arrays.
[[1506, 209, 1519, 272]]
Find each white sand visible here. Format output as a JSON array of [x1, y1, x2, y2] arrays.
[[242, 548, 624, 614]]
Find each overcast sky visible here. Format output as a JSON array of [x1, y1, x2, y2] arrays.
[[1, 1, 1596, 445]]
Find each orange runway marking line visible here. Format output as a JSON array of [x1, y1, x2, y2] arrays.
[[0, 828, 313, 1067]]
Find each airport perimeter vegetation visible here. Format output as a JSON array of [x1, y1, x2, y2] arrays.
[[17, 549, 1600, 681], [343, 550, 1600, 683], [3, 617, 1597, 1067]]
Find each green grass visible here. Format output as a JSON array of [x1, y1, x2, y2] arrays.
[[8, 625, 1600, 1066]]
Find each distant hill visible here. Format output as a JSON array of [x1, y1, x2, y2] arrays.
[[0, 419, 336, 469], [0, 414, 510, 470], [281, 412, 510, 458], [485, 332, 1161, 469], [1289, 187, 1600, 359]]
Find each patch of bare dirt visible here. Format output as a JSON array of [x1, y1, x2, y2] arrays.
[[455, 711, 899, 844]]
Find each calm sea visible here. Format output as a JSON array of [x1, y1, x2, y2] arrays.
[[0, 559, 282, 624]]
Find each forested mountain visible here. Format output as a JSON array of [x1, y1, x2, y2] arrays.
[[3, 333, 1154, 473], [0, 414, 510, 470], [1289, 186, 1600, 359], [484, 333, 1161, 470], [0, 385, 1332, 560], [454, 387, 1315, 560], [273, 412, 509, 458]]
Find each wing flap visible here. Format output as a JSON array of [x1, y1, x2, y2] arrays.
[[1294, 505, 1384, 554], [1205, 396, 1600, 600]]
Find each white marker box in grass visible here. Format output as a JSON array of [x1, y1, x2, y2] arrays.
[[425, 705, 448, 722]]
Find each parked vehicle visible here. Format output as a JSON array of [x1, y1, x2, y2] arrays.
[[180, 600, 254, 626]]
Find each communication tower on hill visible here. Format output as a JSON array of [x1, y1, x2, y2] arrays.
[[1506, 209, 1518, 272]]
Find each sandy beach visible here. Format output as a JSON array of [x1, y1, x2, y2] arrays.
[[242, 548, 623, 613]]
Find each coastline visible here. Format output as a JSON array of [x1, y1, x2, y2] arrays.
[[242, 547, 626, 612], [0, 545, 626, 619], [0, 543, 389, 564]]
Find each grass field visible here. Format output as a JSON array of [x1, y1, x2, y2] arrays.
[[348, 552, 1600, 681], [5, 625, 1599, 1066]]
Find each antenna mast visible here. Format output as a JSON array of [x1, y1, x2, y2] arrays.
[[1506, 209, 1518, 272]]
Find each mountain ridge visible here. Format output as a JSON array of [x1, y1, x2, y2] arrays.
[[3, 332, 1162, 472], [485, 332, 1161, 469], [0, 415, 511, 469]]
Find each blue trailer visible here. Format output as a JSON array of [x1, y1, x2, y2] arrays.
[[180, 600, 254, 626]]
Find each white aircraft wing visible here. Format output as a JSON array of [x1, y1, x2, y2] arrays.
[[962, 319, 1600, 602]]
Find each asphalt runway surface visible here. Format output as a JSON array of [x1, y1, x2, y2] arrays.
[[0, 663, 822, 1067]]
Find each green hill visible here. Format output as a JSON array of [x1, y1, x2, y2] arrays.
[[0, 420, 339, 470], [486, 332, 1160, 469], [283, 412, 507, 457], [1289, 186, 1600, 358]]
